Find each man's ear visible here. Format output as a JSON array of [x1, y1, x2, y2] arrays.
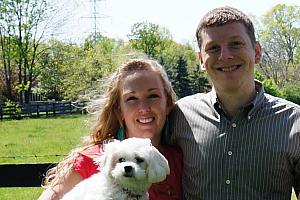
[[198, 51, 206, 71], [254, 42, 262, 64]]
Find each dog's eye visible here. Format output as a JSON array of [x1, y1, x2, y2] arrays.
[[135, 157, 144, 163], [118, 158, 125, 163]]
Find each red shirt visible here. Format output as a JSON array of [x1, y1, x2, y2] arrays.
[[73, 144, 183, 200]]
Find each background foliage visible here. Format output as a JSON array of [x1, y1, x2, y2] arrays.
[[0, 2, 299, 104]]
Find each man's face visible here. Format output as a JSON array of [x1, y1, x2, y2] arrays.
[[199, 22, 261, 93]]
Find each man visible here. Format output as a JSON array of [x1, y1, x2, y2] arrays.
[[170, 6, 300, 200]]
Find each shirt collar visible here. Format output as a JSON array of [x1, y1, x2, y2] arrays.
[[249, 80, 265, 115], [209, 80, 265, 115]]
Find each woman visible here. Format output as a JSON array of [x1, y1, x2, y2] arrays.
[[38, 59, 183, 200]]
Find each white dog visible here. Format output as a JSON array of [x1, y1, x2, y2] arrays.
[[61, 137, 170, 200]]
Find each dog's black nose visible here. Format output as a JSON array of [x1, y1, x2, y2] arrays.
[[124, 166, 132, 173]]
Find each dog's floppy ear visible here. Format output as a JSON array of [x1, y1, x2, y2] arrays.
[[147, 146, 170, 183], [94, 140, 120, 174]]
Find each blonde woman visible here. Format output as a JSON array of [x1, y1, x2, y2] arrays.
[[38, 59, 183, 200]]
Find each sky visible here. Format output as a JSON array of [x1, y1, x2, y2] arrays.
[[52, 0, 299, 46]]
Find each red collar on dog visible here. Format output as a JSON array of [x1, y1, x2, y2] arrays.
[[122, 187, 143, 199]]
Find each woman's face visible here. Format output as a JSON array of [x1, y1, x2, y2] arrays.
[[118, 70, 170, 147]]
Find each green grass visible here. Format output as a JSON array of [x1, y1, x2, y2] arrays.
[[0, 114, 298, 200], [0, 187, 43, 200], [0, 114, 92, 200], [0, 188, 297, 200], [0, 114, 91, 164]]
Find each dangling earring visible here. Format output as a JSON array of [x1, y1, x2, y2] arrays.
[[162, 115, 170, 144], [117, 126, 125, 141]]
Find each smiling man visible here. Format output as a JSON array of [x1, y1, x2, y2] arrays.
[[170, 6, 300, 200]]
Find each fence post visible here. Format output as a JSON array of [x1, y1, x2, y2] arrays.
[[37, 104, 40, 118], [46, 103, 49, 117], [0, 105, 2, 120], [13, 104, 16, 119], [69, 102, 72, 113], [52, 103, 56, 116]]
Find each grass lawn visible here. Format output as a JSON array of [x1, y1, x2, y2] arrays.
[[0, 114, 91, 164], [0, 114, 298, 200], [0, 187, 44, 200], [0, 114, 92, 199]]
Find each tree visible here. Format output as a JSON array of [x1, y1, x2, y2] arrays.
[[0, 2, 20, 102], [38, 38, 83, 100], [0, 0, 54, 104], [127, 22, 172, 59], [37, 34, 139, 101], [282, 83, 300, 105], [257, 4, 300, 87], [0, 35, 18, 102], [189, 65, 210, 94], [172, 55, 193, 98]]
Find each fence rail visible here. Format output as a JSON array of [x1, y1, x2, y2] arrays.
[[0, 101, 85, 120], [0, 163, 56, 187]]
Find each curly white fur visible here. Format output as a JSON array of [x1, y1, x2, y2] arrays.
[[61, 137, 170, 200]]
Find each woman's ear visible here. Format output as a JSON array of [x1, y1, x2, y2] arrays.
[[114, 105, 124, 125]]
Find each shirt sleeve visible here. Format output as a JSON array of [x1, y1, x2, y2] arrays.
[[295, 156, 300, 197], [293, 115, 300, 197], [73, 145, 101, 179]]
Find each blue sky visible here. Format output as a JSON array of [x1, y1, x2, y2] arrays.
[[54, 0, 299, 45]]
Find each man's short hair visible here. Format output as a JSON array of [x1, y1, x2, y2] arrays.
[[196, 6, 256, 48]]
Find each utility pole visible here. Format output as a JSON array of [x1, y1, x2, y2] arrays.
[[87, 0, 107, 43], [93, 0, 97, 42]]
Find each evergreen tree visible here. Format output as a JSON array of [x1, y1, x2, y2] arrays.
[[189, 65, 210, 94], [173, 56, 193, 98]]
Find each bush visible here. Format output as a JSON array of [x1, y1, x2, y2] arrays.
[[2, 100, 22, 119], [282, 83, 300, 105], [262, 79, 284, 98]]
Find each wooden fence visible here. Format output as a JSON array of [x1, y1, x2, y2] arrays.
[[0, 101, 85, 120], [0, 163, 56, 187], [0, 101, 85, 188]]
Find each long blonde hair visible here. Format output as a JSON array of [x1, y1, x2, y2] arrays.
[[42, 58, 176, 187]]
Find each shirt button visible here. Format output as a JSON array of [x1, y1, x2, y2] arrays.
[[248, 115, 251, 120], [228, 151, 233, 156], [232, 123, 237, 128], [226, 179, 231, 185], [167, 189, 171, 195]]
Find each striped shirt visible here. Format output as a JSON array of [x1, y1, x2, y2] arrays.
[[170, 81, 300, 200]]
